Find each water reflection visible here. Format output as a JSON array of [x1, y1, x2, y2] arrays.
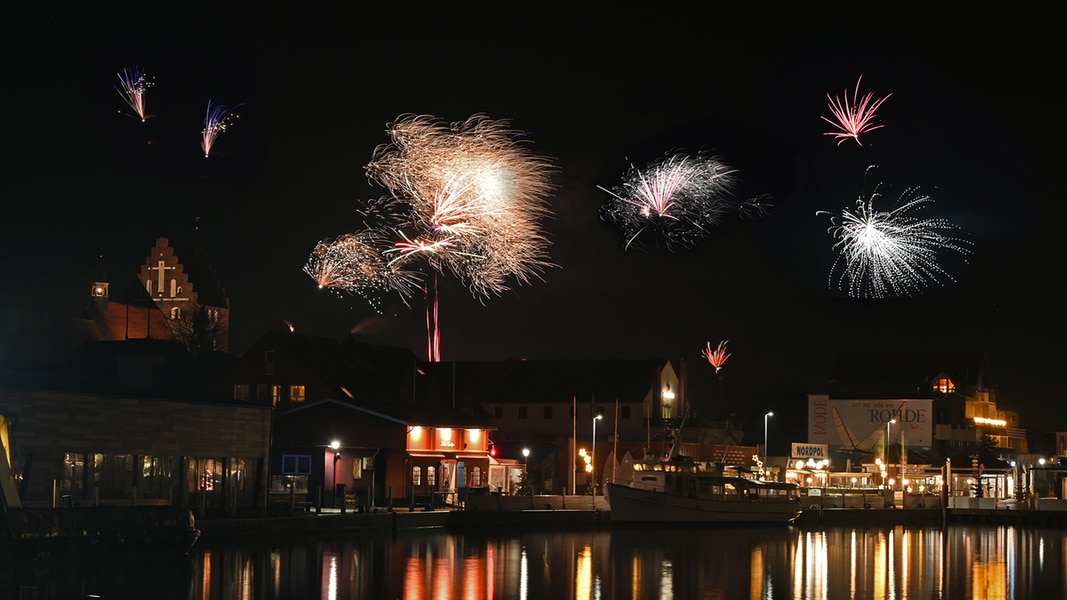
[[3, 525, 1064, 598]]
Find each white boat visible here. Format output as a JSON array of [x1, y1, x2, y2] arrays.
[[605, 459, 802, 524], [605, 420, 802, 525]]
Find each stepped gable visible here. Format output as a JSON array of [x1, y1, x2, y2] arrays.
[[173, 239, 229, 310]]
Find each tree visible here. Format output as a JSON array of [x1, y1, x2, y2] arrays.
[[514, 470, 533, 497], [167, 302, 226, 355]]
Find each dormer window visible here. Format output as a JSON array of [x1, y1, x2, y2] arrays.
[[932, 375, 955, 394]]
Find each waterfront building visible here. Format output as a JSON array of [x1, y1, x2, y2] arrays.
[[0, 339, 269, 513], [805, 351, 1033, 503], [213, 332, 496, 509]]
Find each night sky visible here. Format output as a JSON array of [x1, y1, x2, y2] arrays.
[[5, 8, 1063, 436]]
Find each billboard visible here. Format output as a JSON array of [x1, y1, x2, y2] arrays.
[[808, 394, 933, 461]]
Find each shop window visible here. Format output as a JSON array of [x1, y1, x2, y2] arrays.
[[412, 466, 422, 486]]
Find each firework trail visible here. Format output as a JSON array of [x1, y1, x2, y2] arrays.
[[819, 167, 971, 298], [200, 100, 242, 157], [115, 67, 153, 122], [598, 151, 748, 251], [303, 231, 422, 312], [703, 340, 732, 372], [822, 75, 892, 146]]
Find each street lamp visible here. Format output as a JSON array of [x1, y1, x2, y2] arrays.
[[591, 415, 603, 496], [330, 440, 341, 508], [522, 447, 529, 467], [763, 412, 773, 480]]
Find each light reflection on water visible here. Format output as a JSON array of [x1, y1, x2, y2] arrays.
[[3, 525, 1064, 599]]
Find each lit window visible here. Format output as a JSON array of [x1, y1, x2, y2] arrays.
[[412, 466, 421, 486], [472, 467, 482, 487], [271, 386, 282, 406], [290, 385, 306, 402], [428, 466, 436, 486], [932, 376, 956, 394]]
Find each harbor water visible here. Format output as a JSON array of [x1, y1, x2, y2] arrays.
[[4, 523, 1065, 599]]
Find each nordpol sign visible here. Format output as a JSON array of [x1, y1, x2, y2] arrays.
[[791, 443, 829, 460]]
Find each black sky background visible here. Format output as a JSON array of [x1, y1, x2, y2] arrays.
[[4, 7, 1063, 441]]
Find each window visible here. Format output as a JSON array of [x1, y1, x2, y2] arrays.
[[281, 455, 312, 475], [494, 406, 503, 418], [519, 406, 528, 419], [290, 385, 306, 402], [271, 385, 282, 406], [543, 406, 553, 419], [932, 377, 956, 393], [412, 466, 422, 486], [471, 466, 482, 487], [621, 406, 631, 419], [170, 307, 181, 320], [256, 384, 269, 401], [427, 466, 436, 486], [233, 384, 249, 401]]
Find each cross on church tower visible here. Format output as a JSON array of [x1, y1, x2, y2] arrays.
[[148, 260, 174, 297]]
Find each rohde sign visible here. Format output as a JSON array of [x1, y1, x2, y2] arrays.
[[791, 443, 829, 459]]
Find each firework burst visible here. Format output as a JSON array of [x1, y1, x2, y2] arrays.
[[822, 75, 892, 146], [306, 114, 556, 360], [598, 151, 744, 250], [703, 340, 732, 372], [115, 67, 153, 122], [819, 168, 971, 298], [366, 113, 557, 299], [200, 100, 242, 157], [303, 231, 422, 312]]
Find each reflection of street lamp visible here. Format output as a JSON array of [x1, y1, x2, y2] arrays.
[[592, 415, 603, 496], [885, 419, 896, 488], [763, 412, 773, 479]]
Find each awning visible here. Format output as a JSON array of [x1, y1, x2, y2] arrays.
[[408, 452, 446, 458]]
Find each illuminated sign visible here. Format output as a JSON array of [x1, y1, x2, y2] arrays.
[[791, 443, 829, 459]]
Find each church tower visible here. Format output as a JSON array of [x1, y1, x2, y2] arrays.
[[137, 237, 230, 353]]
